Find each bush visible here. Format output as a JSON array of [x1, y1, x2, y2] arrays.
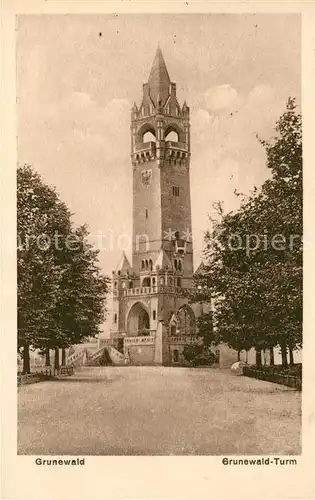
[[183, 343, 216, 367], [192, 349, 216, 367], [254, 363, 302, 377], [182, 342, 203, 363], [243, 363, 301, 390]]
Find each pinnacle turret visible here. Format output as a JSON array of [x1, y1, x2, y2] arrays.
[[114, 252, 132, 275]]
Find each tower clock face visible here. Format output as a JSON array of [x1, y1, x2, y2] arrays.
[[141, 169, 152, 186]]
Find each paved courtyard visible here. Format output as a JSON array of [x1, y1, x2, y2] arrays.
[[18, 366, 301, 455]]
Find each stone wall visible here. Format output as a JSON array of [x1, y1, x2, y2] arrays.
[[128, 344, 155, 365]]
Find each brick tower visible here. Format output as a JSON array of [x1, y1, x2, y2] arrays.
[[110, 47, 199, 365]]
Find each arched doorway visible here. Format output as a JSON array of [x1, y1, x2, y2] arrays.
[[127, 302, 150, 337]]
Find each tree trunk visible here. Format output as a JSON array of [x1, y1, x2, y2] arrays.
[[61, 348, 66, 367], [289, 346, 294, 365], [281, 344, 288, 366], [23, 342, 30, 374], [54, 348, 60, 371], [45, 346, 50, 366], [256, 349, 262, 366], [237, 350, 240, 361], [269, 347, 274, 366], [245, 350, 248, 363]]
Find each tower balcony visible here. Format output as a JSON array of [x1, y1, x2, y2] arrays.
[[125, 286, 157, 296], [166, 140, 187, 152], [124, 285, 187, 297], [133, 141, 157, 165], [135, 141, 156, 154]]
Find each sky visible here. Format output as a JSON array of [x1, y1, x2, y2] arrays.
[[17, 13, 301, 281]]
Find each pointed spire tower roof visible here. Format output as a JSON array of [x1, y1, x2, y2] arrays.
[[154, 248, 172, 270], [148, 46, 171, 106], [115, 252, 132, 274]]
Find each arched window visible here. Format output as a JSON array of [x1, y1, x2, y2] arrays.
[[174, 259, 178, 270], [153, 310, 156, 320], [152, 277, 156, 285], [114, 313, 117, 324], [142, 277, 151, 287], [177, 305, 196, 336], [149, 259, 153, 271], [173, 349, 179, 363], [178, 260, 182, 272], [145, 259, 148, 269], [129, 281, 133, 289], [177, 277, 181, 287], [141, 260, 145, 270], [143, 131, 156, 143], [171, 324, 176, 336], [165, 130, 179, 142], [114, 281, 118, 289]]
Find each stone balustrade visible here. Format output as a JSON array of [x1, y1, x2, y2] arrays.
[[169, 336, 198, 344], [125, 286, 156, 296], [166, 140, 187, 151], [125, 286, 188, 297], [135, 141, 156, 153], [124, 335, 155, 345]]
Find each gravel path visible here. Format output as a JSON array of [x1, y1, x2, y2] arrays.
[[18, 366, 301, 455]]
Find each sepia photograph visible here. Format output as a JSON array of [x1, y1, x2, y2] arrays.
[[16, 13, 302, 457]]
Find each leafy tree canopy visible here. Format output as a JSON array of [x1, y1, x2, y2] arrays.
[[17, 164, 110, 372], [191, 98, 302, 359]]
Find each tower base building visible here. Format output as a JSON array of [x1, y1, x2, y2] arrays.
[[102, 48, 254, 368], [106, 47, 203, 366]]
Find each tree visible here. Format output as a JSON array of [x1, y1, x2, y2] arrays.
[[17, 164, 110, 373], [52, 224, 110, 355], [17, 165, 70, 372], [196, 312, 215, 347], [191, 98, 302, 364]]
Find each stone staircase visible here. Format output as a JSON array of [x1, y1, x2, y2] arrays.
[[85, 347, 110, 366], [107, 346, 127, 365], [66, 348, 88, 367], [66, 345, 128, 367]]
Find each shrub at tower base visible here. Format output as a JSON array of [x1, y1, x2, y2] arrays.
[[17, 164, 110, 374], [191, 98, 302, 366], [182, 342, 216, 367]]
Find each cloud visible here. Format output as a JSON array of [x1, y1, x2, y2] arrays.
[[190, 81, 284, 242], [247, 84, 275, 105], [203, 84, 239, 114], [193, 83, 284, 159], [43, 93, 131, 161], [62, 93, 130, 130], [69, 91, 94, 108]]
